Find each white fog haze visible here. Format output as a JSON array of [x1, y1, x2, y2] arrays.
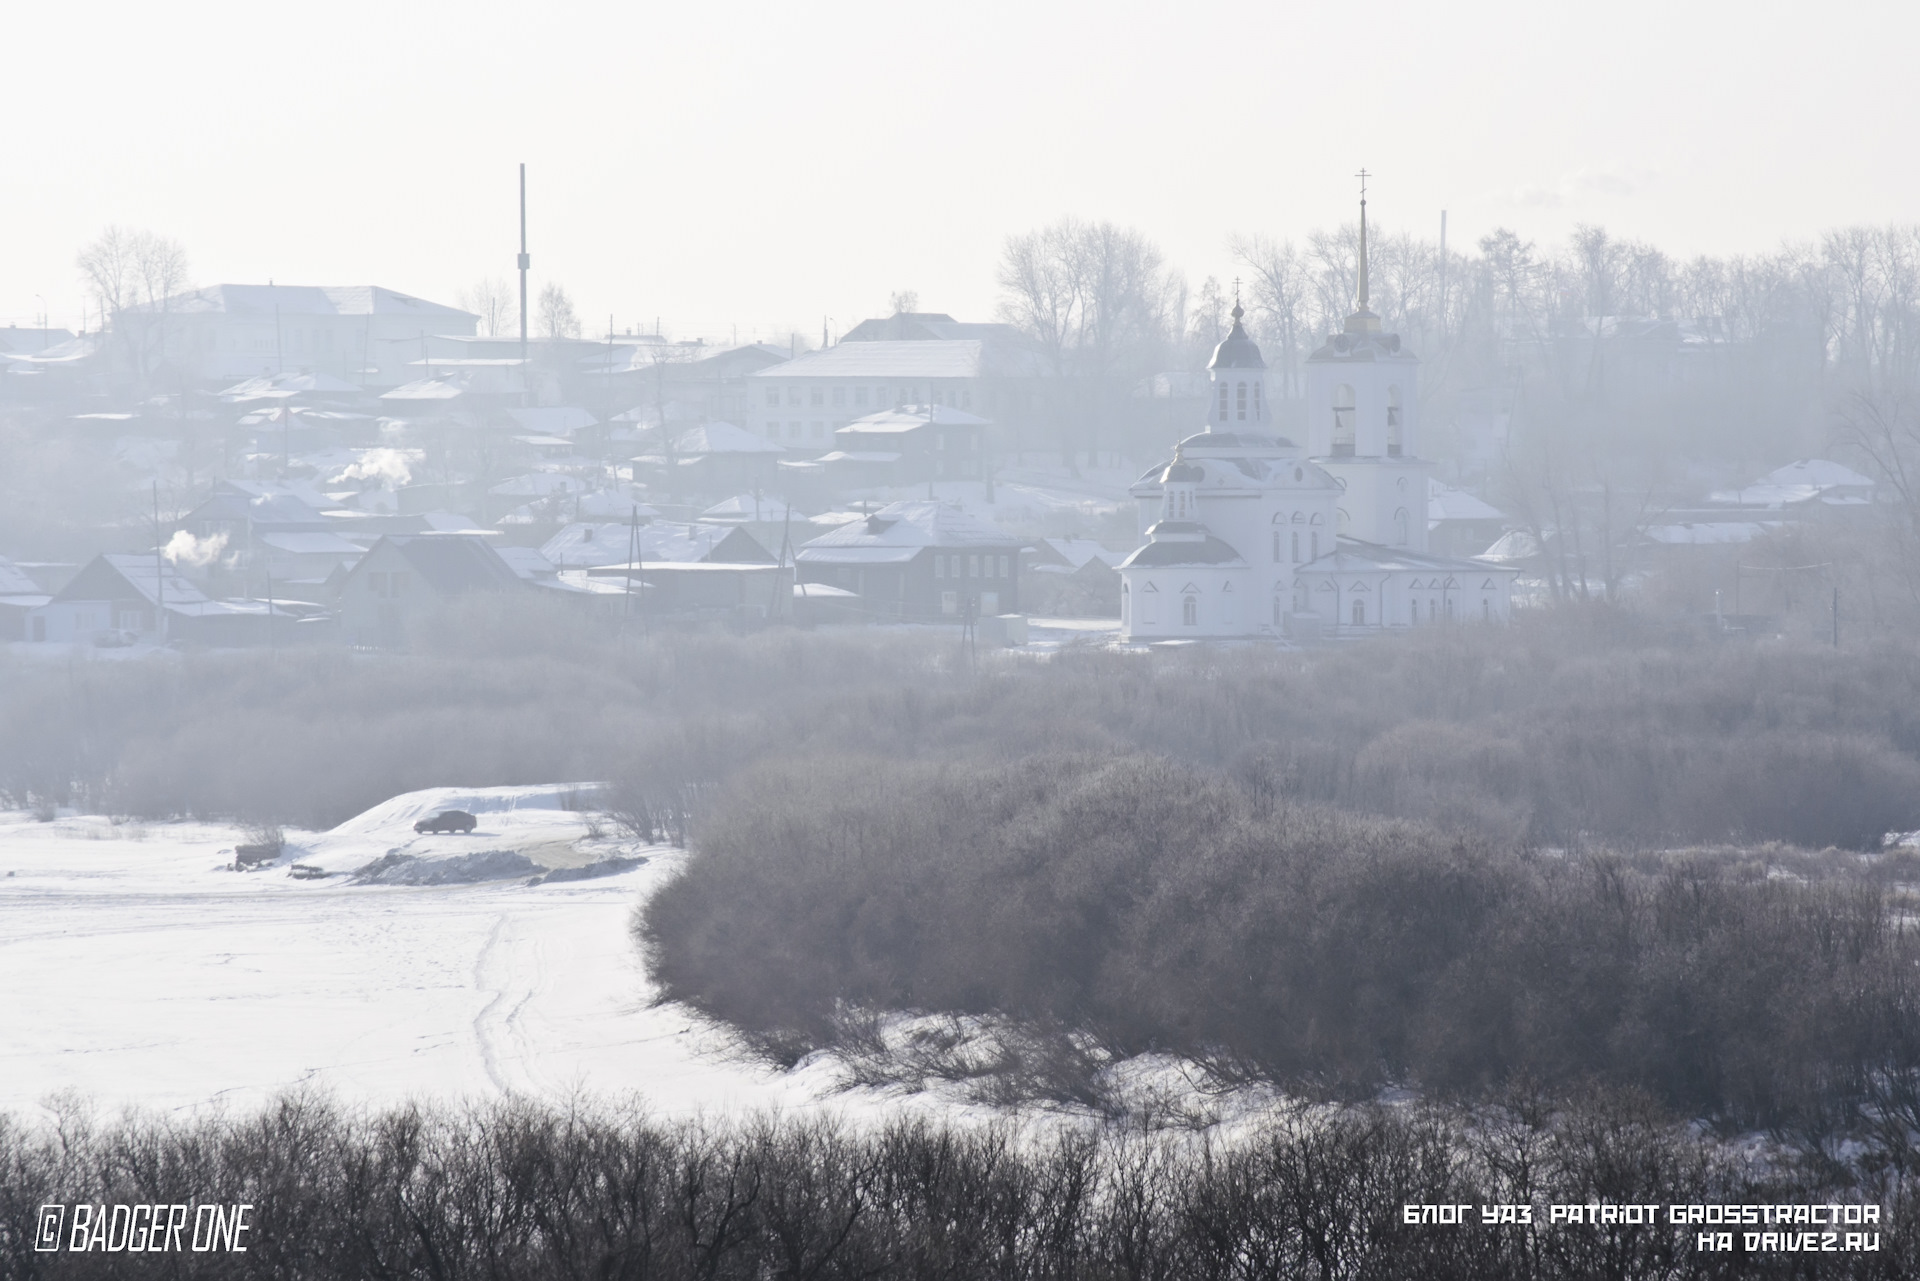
[[5, 3, 1920, 1274], [2, 0, 1915, 333]]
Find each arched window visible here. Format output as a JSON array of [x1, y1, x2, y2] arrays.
[[1352, 599, 1365, 626], [1291, 530, 1300, 562], [1236, 382, 1248, 420], [1253, 381, 1262, 418], [1311, 531, 1320, 559], [1121, 582, 1130, 625], [1217, 383, 1229, 421], [1273, 596, 1284, 625], [1332, 384, 1356, 456], [1387, 385, 1404, 457], [1271, 530, 1281, 562], [1182, 595, 1198, 626], [1482, 599, 1492, 621], [1394, 507, 1409, 546]]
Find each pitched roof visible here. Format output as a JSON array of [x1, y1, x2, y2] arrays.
[[375, 536, 524, 594], [672, 421, 785, 455], [751, 340, 988, 380], [837, 405, 991, 434], [132, 284, 475, 321], [55, 554, 212, 608], [797, 500, 1020, 559]]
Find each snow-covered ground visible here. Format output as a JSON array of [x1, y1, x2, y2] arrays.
[[0, 786, 937, 1120]]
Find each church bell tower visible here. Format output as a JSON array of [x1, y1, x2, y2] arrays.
[[1304, 171, 1428, 550]]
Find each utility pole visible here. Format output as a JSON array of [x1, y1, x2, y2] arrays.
[[1833, 585, 1840, 648], [153, 481, 166, 643], [518, 163, 530, 404]]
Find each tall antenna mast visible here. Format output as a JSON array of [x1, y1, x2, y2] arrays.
[[517, 163, 530, 394]]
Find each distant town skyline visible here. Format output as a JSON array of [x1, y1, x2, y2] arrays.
[[4, 0, 1913, 335]]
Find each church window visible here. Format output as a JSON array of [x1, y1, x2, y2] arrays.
[[1394, 508, 1409, 546], [1183, 595, 1198, 626], [1483, 599, 1492, 621], [1292, 531, 1301, 562], [1217, 383, 1229, 420], [1332, 384, 1356, 456], [1273, 597, 1284, 625], [1272, 531, 1281, 562], [1387, 386, 1404, 457], [1311, 531, 1320, 559], [1352, 599, 1365, 626], [1236, 382, 1247, 420]]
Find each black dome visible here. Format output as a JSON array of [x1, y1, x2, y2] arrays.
[[1160, 458, 1205, 483], [1208, 303, 1267, 371]]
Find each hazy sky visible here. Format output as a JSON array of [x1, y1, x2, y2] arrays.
[[3, 0, 1913, 341]]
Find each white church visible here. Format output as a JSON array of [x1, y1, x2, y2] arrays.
[[1119, 188, 1516, 642]]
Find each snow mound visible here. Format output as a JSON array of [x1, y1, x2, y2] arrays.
[[353, 850, 540, 885], [292, 783, 613, 877], [327, 783, 603, 838]]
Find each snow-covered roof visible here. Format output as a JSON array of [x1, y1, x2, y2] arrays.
[[811, 450, 903, 465], [488, 473, 587, 498], [837, 404, 992, 434], [1297, 540, 1514, 576], [1644, 521, 1778, 545], [258, 532, 365, 556], [1756, 459, 1874, 490], [1119, 527, 1246, 569], [699, 494, 807, 524], [797, 500, 1019, 561], [130, 284, 475, 321], [1427, 479, 1506, 523], [1038, 538, 1123, 570], [541, 520, 737, 568], [506, 406, 598, 435], [55, 554, 213, 609], [752, 340, 987, 380], [380, 376, 467, 402], [0, 556, 42, 595], [218, 371, 364, 401], [672, 421, 785, 455], [495, 546, 560, 581]]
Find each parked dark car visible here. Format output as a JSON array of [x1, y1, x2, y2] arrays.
[[414, 810, 477, 834]]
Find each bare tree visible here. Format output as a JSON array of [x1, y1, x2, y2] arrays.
[[997, 218, 1176, 464], [78, 226, 191, 386], [458, 277, 516, 338], [539, 283, 581, 340]]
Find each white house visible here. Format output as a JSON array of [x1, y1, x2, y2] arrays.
[[1119, 192, 1516, 642]]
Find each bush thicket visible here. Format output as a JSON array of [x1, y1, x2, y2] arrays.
[[6, 606, 1920, 849], [2, 1091, 1912, 1281], [642, 754, 1920, 1141]]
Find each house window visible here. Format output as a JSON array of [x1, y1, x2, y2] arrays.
[[1236, 382, 1247, 420], [832, 386, 845, 406], [810, 388, 824, 407], [855, 386, 869, 406], [1183, 595, 1198, 626], [969, 555, 980, 577], [1352, 599, 1365, 626], [998, 556, 1010, 577]]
